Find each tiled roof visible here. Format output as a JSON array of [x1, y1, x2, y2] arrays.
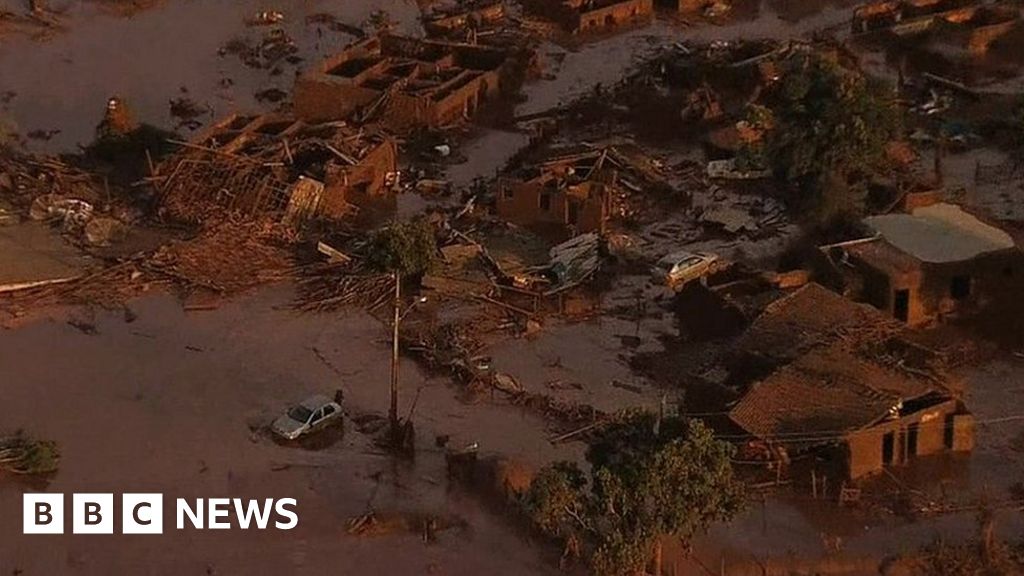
[[735, 282, 903, 362], [729, 346, 936, 448]]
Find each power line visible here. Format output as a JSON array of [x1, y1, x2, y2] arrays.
[[702, 413, 1024, 443]]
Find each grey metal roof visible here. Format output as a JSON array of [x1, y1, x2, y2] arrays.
[[864, 203, 1015, 264]]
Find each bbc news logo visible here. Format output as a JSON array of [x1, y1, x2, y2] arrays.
[[23, 494, 298, 534]]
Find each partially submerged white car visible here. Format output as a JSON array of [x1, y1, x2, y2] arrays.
[[271, 395, 342, 440], [652, 251, 719, 288]]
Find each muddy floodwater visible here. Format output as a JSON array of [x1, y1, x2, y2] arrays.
[[4, 0, 1024, 573], [0, 288, 571, 574], [0, 0, 422, 151], [2, 0, 854, 154]]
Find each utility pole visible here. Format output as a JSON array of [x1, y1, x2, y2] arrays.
[[934, 132, 946, 188], [389, 272, 400, 435]]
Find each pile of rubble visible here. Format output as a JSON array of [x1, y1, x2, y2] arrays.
[[0, 258, 156, 315], [0, 148, 139, 247], [0, 150, 106, 215]]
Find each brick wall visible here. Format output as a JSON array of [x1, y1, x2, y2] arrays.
[[845, 398, 970, 480], [294, 77, 379, 123], [496, 179, 609, 235]]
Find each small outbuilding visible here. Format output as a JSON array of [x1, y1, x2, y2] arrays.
[[821, 202, 1023, 326]]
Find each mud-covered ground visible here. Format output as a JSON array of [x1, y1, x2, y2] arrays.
[[4, 0, 1024, 574]]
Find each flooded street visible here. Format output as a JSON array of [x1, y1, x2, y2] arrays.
[[0, 287, 568, 574]]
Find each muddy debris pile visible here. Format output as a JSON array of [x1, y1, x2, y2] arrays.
[[0, 431, 59, 475], [0, 259, 156, 316], [0, 148, 141, 247], [402, 322, 489, 384], [219, 27, 299, 71], [0, 150, 107, 216], [144, 219, 298, 295], [168, 96, 209, 131], [293, 262, 394, 312], [346, 510, 467, 541], [0, 1, 63, 39]]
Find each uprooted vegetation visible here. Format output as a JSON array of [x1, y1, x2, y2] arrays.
[[0, 431, 59, 475], [886, 504, 1024, 576], [346, 509, 468, 540]]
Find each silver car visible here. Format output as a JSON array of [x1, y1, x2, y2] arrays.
[[271, 395, 342, 440], [653, 251, 718, 287]]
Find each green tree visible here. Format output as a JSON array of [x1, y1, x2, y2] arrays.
[[764, 51, 899, 221], [365, 219, 438, 278], [522, 414, 744, 576]]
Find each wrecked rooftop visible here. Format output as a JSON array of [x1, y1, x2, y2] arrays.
[[157, 113, 397, 224]]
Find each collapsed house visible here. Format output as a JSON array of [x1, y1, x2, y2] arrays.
[[852, 0, 975, 34], [927, 2, 1021, 55], [422, 0, 507, 39], [489, 231, 604, 309], [819, 200, 1023, 326], [157, 113, 398, 225], [495, 145, 656, 237], [727, 282, 974, 480], [520, 0, 653, 34], [851, 0, 1020, 53], [293, 34, 516, 130], [658, 0, 732, 16]]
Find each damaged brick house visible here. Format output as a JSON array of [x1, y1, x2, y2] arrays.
[[850, 0, 1021, 51], [727, 282, 974, 480], [730, 345, 974, 480], [157, 113, 398, 225], [422, 0, 507, 39], [927, 3, 1021, 56], [520, 0, 653, 34], [819, 201, 1023, 326], [293, 34, 515, 131], [851, 0, 976, 34], [495, 146, 646, 237]]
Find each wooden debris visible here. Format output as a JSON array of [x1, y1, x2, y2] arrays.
[[293, 264, 392, 312]]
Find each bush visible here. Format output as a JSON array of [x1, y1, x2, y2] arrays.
[[365, 219, 438, 278]]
